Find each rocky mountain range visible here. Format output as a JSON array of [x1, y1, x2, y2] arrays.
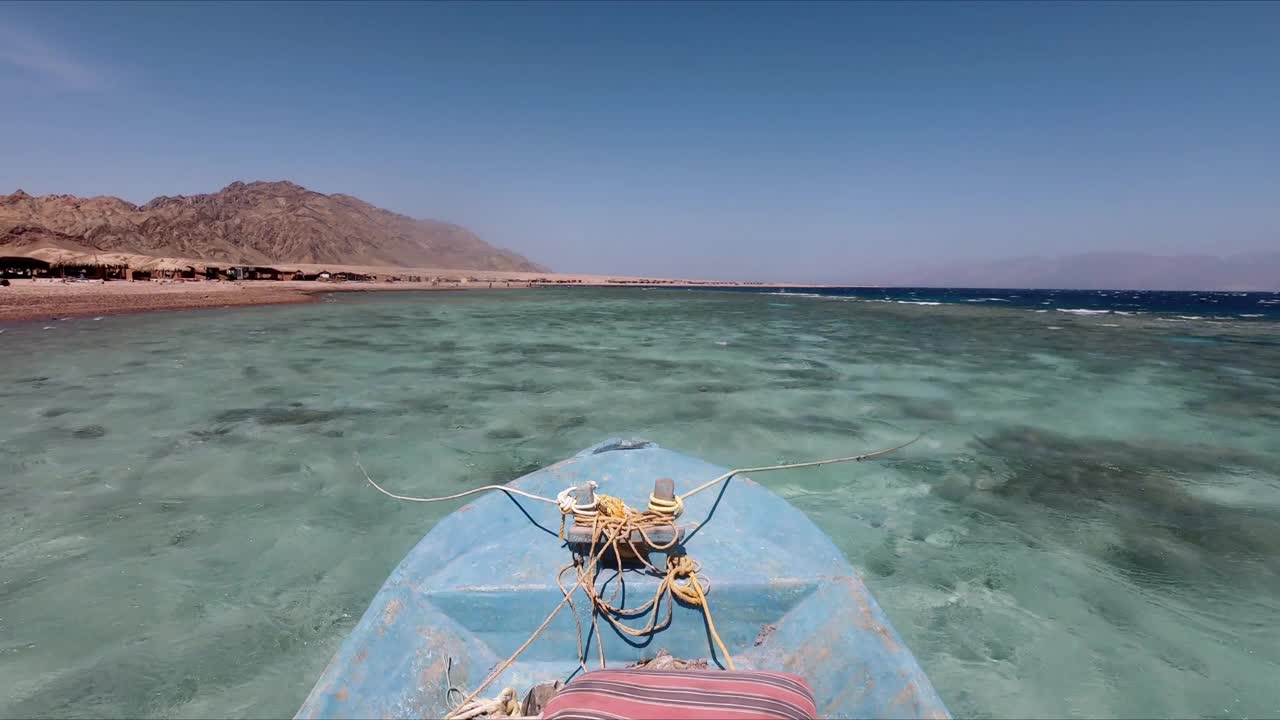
[[0, 180, 545, 271]]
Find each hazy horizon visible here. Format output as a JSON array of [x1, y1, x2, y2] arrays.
[[2, 1, 1277, 283]]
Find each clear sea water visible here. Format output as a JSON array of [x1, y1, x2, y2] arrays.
[[2, 288, 1278, 719]]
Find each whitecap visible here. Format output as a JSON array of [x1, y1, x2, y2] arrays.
[[1046, 325, 1063, 330], [1239, 314, 1263, 318], [895, 300, 942, 306], [1057, 308, 1110, 315], [1177, 316, 1205, 320]]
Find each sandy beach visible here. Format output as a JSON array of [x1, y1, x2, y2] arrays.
[[0, 274, 783, 323], [0, 278, 513, 323], [0, 252, 792, 323]]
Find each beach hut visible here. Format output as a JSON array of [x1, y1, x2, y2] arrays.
[[228, 265, 287, 280], [254, 266, 292, 280], [244, 266, 294, 280], [332, 271, 373, 282], [0, 256, 52, 279]]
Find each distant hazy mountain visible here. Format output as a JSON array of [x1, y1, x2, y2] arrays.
[[867, 252, 1280, 291], [0, 180, 546, 271]]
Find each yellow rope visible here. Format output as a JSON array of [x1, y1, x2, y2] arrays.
[[564, 496, 735, 670], [595, 494, 629, 519], [447, 687, 519, 720], [680, 556, 734, 671], [446, 502, 692, 719], [647, 493, 684, 518]]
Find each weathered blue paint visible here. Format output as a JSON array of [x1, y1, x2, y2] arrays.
[[296, 438, 949, 719]]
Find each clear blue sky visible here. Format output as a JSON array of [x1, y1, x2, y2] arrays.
[[1, 1, 1276, 281]]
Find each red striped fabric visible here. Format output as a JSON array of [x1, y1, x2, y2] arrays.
[[542, 669, 817, 720]]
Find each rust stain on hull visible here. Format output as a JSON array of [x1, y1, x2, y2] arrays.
[[892, 679, 924, 710], [382, 599, 403, 627], [376, 599, 401, 637], [846, 577, 901, 654]]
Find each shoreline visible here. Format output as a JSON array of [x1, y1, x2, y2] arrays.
[[0, 279, 531, 323], [0, 277, 810, 324]]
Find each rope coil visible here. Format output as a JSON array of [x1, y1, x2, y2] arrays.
[[646, 493, 684, 518]]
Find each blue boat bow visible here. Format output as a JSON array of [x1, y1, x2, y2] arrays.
[[296, 438, 949, 719]]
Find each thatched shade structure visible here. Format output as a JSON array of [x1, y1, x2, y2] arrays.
[[136, 258, 200, 279], [0, 256, 52, 277], [50, 253, 131, 280]]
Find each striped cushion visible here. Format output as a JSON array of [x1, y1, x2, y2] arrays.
[[542, 668, 817, 720]]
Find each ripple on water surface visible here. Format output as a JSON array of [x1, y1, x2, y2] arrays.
[[1, 289, 1279, 718]]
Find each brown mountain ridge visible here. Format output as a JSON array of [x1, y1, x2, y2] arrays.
[[0, 180, 546, 272]]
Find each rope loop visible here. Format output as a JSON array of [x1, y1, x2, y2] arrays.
[[647, 493, 684, 518]]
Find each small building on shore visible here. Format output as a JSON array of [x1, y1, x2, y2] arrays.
[[229, 266, 295, 281], [332, 271, 374, 282]]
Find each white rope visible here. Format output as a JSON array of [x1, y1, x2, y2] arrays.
[[678, 434, 922, 501], [356, 436, 920, 509], [354, 453, 558, 505]]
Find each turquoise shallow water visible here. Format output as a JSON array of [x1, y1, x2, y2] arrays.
[[2, 289, 1279, 719]]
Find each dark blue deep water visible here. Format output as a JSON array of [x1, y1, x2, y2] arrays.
[[698, 286, 1280, 320]]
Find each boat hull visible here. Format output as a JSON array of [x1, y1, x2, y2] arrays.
[[296, 438, 949, 719]]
